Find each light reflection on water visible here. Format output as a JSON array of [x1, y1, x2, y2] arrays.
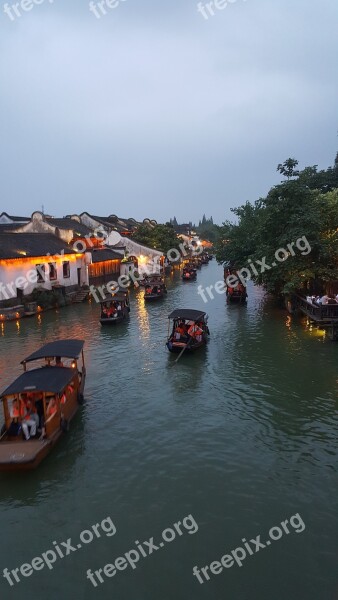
[[0, 262, 337, 600]]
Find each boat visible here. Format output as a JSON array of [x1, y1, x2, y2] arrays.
[[139, 273, 164, 287], [144, 280, 167, 301], [202, 254, 210, 264], [182, 266, 197, 281], [224, 263, 247, 303], [166, 309, 209, 353], [100, 291, 130, 325], [0, 339, 86, 471]]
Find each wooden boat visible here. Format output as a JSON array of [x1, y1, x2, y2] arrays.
[[100, 291, 130, 325], [166, 309, 209, 354], [0, 339, 86, 471], [144, 281, 167, 301], [224, 264, 247, 303], [226, 285, 247, 303], [182, 266, 197, 281], [139, 273, 164, 287]]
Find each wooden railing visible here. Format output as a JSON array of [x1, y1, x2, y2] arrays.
[[294, 295, 338, 322]]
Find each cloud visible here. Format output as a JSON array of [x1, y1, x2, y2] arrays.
[[0, 0, 337, 222]]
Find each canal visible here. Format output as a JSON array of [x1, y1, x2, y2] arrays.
[[0, 260, 337, 600]]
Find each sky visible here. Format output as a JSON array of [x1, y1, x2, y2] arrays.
[[0, 0, 337, 225]]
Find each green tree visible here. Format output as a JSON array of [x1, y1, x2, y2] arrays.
[[133, 222, 181, 255], [216, 155, 338, 295]]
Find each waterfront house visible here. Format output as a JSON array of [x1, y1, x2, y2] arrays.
[[0, 233, 89, 305]]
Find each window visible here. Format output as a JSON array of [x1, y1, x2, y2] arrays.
[[36, 264, 45, 283], [62, 261, 70, 279], [49, 263, 57, 281]]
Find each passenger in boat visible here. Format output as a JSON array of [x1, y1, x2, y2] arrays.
[[55, 357, 64, 367], [12, 395, 37, 440], [174, 322, 186, 340], [23, 396, 39, 435], [145, 286, 152, 294], [59, 391, 67, 405], [8, 399, 23, 437], [188, 323, 203, 341]]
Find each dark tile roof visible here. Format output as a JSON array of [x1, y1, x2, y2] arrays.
[[0, 213, 29, 222], [0, 233, 75, 259], [90, 248, 122, 263], [45, 218, 93, 236], [0, 223, 22, 231]]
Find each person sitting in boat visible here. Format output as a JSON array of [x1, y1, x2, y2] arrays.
[[174, 321, 186, 340], [23, 396, 40, 435], [8, 399, 23, 437], [187, 323, 203, 341], [10, 396, 37, 440], [145, 286, 152, 294], [55, 356, 64, 367], [59, 391, 67, 405]]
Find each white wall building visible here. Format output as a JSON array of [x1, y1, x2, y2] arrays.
[[0, 233, 88, 303]]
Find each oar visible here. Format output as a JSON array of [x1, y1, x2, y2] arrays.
[[175, 338, 193, 364]]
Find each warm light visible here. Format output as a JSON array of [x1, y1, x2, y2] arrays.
[[71, 360, 76, 369], [37, 305, 42, 312]]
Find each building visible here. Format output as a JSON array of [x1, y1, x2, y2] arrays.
[[78, 213, 163, 273], [0, 233, 89, 305], [88, 248, 122, 286], [0, 213, 29, 226], [0, 211, 93, 245]]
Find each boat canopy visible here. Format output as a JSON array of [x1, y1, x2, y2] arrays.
[[1, 367, 75, 398], [168, 309, 207, 321], [21, 339, 85, 364], [100, 292, 128, 303]]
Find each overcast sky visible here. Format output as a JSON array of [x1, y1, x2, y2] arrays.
[[0, 0, 337, 224]]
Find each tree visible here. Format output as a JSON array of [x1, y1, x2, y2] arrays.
[[277, 158, 299, 180], [133, 222, 181, 255], [216, 154, 338, 295]]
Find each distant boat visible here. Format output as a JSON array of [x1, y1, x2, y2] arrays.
[[166, 309, 209, 354], [99, 291, 130, 325], [182, 266, 197, 281], [144, 281, 167, 301], [0, 339, 86, 471]]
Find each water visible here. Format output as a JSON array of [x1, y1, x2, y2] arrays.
[[0, 261, 337, 600]]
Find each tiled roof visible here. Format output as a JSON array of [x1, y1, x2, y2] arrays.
[[45, 218, 93, 236], [0, 233, 75, 259], [90, 248, 122, 263]]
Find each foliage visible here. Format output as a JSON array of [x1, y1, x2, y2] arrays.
[[216, 154, 338, 295], [196, 215, 221, 244], [132, 222, 181, 254]]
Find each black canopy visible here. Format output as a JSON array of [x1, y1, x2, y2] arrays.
[[168, 309, 206, 321], [1, 367, 75, 398], [22, 339, 84, 364], [100, 292, 128, 303]]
